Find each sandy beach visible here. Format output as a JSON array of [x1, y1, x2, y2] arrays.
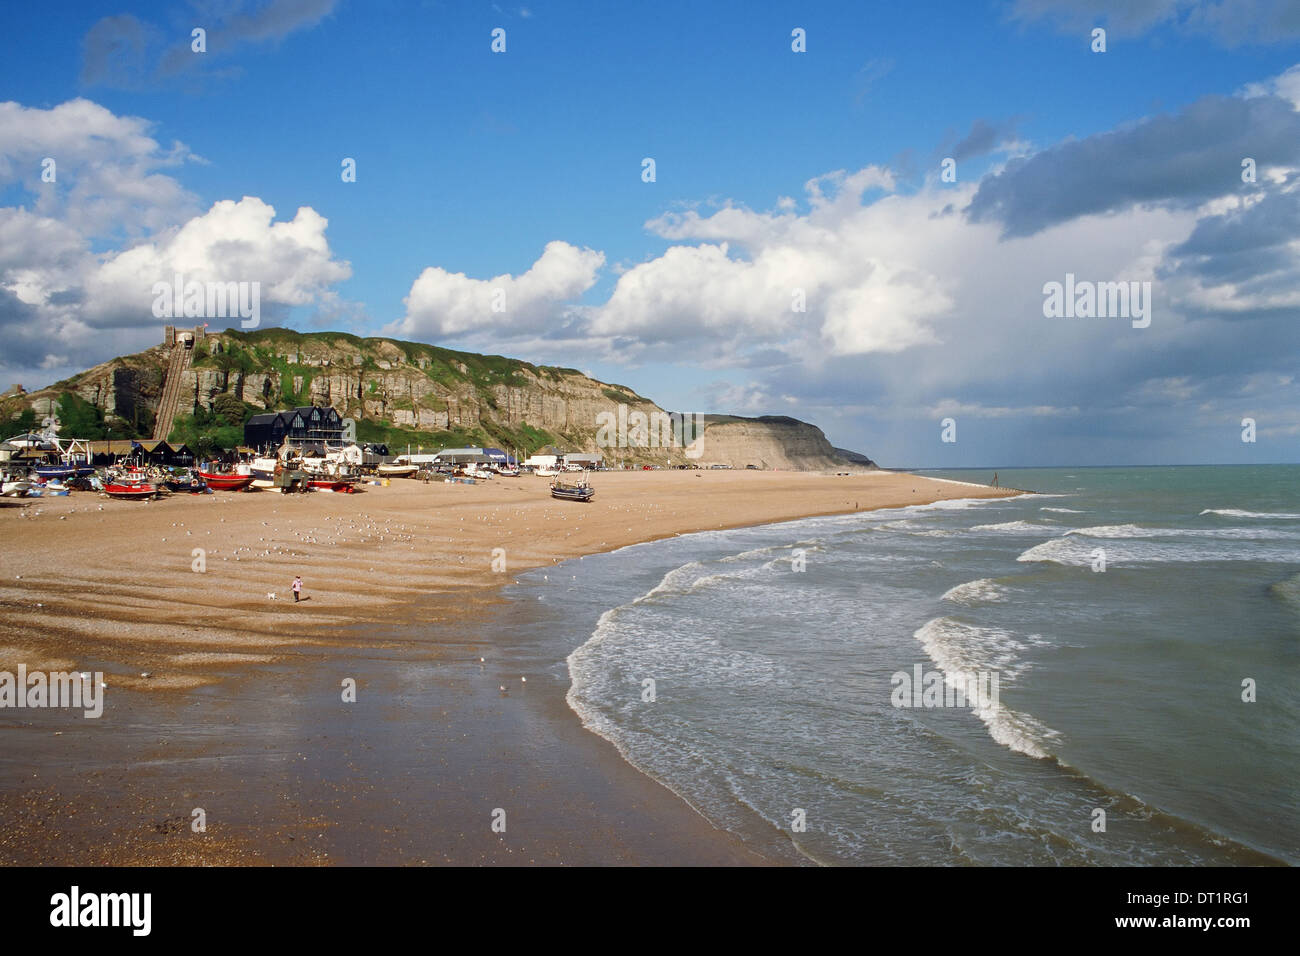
[[0, 469, 1019, 865]]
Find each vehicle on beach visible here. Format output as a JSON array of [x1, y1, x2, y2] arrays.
[[273, 468, 310, 493], [550, 474, 595, 501]]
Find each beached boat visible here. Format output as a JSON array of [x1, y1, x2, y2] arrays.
[[533, 466, 559, 477], [104, 481, 159, 500], [198, 471, 255, 492], [307, 477, 357, 493], [34, 464, 93, 479], [162, 474, 208, 493], [1, 475, 32, 497], [550, 476, 595, 502], [377, 463, 419, 478]]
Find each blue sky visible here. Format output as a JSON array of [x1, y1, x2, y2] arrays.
[[3, 0, 1300, 465]]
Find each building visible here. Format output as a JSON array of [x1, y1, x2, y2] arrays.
[[84, 439, 194, 466], [562, 452, 604, 468], [244, 406, 344, 450], [434, 447, 496, 465]]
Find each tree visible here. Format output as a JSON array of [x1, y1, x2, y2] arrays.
[[169, 407, 245, 458], [210, 346, 255, 394], [56, 392, 106, 438], [212, 392, 247, 426]]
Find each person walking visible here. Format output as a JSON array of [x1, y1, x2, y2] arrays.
[[292, 575, 303, 602], [992, 472, 999, 488]]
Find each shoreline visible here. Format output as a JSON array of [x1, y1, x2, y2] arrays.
[[0, 470, 1020, 865]]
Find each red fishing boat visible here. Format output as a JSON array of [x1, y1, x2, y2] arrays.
[[104, 481, 159, 500], [307, 477, 357, 493], [198, 471, 255, 492]]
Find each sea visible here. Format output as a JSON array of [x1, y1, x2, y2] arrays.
[[504, 465, 1299, 865]]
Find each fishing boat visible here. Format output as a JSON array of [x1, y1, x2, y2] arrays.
[[104, 480, 159, 500], [1, 476, 32, 497], [198, 471, 255, 492], [533, 466, 559, 477], [377, 463, 419, 478], [162, 473, 208, 494], [34, 464, 93, 479], [307, 477, 357, 493], [550, 476, 595, 502]]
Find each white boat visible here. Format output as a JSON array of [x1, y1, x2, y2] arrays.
[[1, 477, 32, 497], [533, 466, 559, 477], [377, 463, 419, 478], [249, 457, 279, 481]]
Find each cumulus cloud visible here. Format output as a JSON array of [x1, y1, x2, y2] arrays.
[[575, 67, 1300, 463], [0, 100, 351, 385], [0, 98, 199, 237], [90, 197, 351, 328], [387, 240, 604, 341], [593, 166, 951, 363]]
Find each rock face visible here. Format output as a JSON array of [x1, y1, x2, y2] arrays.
[[8, 329, 873, 469], [694, 416, 873, 471]]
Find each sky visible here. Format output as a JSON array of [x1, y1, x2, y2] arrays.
[[2, 0, 1300, 467]]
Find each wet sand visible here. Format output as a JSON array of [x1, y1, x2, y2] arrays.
[[0, 470, 1019, 864]]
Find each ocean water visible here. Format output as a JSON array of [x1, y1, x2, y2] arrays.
[[511, 466, 1300, 865]]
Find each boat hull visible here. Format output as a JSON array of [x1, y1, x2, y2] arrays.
[[307, 479, 357, 492], [104, 483, 158, 500], [550, 484, 595, 501], [197, 472, 255, 491]]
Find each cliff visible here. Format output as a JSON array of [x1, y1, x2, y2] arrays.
[[4, 328, 874, 470], [693, 416, 876, 471]]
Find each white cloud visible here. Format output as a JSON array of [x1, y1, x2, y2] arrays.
[[593, 166, 952, 361], [388, 240, 604, 339], [0, 98, 199, 236], [90, 197, 351, 326], [0, 100, 352, 382]]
